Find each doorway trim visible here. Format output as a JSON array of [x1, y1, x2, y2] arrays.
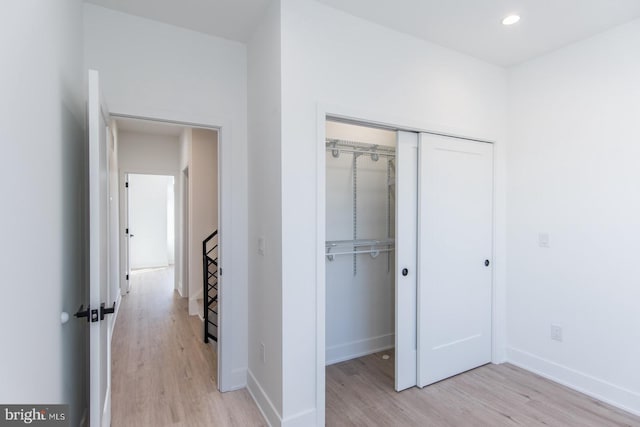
[[122, 172, 176, 273], [112, 113, 234, 392], [182, 167, 189, 298], [315, 103, 505, 426]]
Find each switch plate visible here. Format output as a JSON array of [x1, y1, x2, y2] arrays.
[[538, 232, 550, 248], [551, 324, 563, 342], [258, 237, 265, 256], [259, 343, 266, 364]]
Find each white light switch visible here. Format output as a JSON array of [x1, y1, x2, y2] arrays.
[[538, 232, 550, 248], [258, 237, 266, 255]]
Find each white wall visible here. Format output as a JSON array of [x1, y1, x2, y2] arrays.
[[118, 131, 181, 173], [246, 1, 284, 424], [325, 123, 396, 364], [128, 174, 172, 270], [278, 1, 508, 424], [0, 1, 86, 425], [188, 128, 218, 312], [507, 19, 640, 415], [85, 3, 248, 390]]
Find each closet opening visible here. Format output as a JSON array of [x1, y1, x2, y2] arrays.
[[324, 119, 402, 413], [320, 114, 496, 425]]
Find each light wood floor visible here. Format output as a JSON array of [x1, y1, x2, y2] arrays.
[[111, 267, 266, 426], [113, 268, 640, 426], [327, 351, 640, 426]]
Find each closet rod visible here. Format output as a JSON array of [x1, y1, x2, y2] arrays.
[[325, 238, 394, 248], [325, 247, 394, 260]]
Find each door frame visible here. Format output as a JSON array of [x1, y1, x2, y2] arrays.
[[123, 172, 176, 273], [112, 113, 231, 392], [182, 167, 189, 298], [314, 104, 506, 426]]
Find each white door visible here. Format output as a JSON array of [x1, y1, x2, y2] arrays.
[[395, 131, 418, 391], [417, 133, 493, 387], [88, 69, 114, 426]]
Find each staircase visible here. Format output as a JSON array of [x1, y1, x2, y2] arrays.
[[202, 230, 218, 343]]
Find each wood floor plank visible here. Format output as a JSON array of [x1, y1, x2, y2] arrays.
[[111, 267, 266, 427], [326, 352, 640, 427], [114, 268, 639, 426]]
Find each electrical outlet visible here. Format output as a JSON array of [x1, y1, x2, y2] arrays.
[[259, 343, 266, 364], [538, 232, 550, 248], [550, 324, 563, 342]]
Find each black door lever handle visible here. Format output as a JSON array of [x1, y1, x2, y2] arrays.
[[100, 302, 116, 320], [74, 304, 91, 322]]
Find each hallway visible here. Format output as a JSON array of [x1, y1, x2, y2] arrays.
[[111, 267, 265, 426]]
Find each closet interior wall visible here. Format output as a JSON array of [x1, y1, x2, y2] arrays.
[[325, 121, 397, 365]]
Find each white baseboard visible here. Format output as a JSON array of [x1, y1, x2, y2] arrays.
[[191, 288, 203, 300], [227, 368, 247, 391], [326, 333, 394, 365], [282, 408, 317, 427], [113, 293, 122, 324], [247, 369, 282, 427], [217, 365, 247, 392], [177, 281, 186, 298], [188, 297, 200, 316], [507, 347, 640, 416], [109, 293, 123, 343]]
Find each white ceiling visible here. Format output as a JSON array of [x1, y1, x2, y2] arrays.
[[86, 0, 640, 66], [317, 0, 640, 66], [86, 0, 272, 42]]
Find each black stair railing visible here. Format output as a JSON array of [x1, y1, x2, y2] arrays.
[[202, 230, 218, 343]]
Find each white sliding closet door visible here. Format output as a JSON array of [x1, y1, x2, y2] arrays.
[[417, 133, 493, 387], [395, 131, 418, 391]]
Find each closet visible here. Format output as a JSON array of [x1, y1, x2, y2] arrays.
[[325, 121, 397, 371], [325, 118, 495, 393]]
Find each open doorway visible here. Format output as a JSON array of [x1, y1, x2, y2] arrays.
[[115, 118, 219, 329], [110, 117, 224, 425], [320, 115, 496, 425], [126, 173, 175, 275]]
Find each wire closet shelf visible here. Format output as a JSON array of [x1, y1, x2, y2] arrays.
[[325, 238, 395, 261], [325, 138, 396, 273], [326, 138, 396, 160]]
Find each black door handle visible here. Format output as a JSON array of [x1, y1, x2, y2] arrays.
[[130, 234, 134, 237], [484, 260, 490, 267], [74, 305, 91, 322], [402, 268, 408, 276], [100, 302, 116, 320]]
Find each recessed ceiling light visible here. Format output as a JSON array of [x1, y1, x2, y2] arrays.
[[502, 15, 520, 26]]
